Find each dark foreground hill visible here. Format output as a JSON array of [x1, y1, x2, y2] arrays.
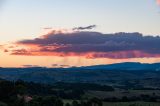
[[0, 62, 160, 88]]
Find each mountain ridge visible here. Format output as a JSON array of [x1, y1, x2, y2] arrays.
[[1, 62, 160, 84]]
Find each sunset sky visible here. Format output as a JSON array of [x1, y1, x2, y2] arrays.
[[0, 0, 160, 67]]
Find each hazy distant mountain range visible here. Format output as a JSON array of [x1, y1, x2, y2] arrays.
[[1, 62, 160, 87], [78, 62, 160, 71]]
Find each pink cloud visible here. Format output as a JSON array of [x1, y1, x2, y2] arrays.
[[4, 29, 160, 59]]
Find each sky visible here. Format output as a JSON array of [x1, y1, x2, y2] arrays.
[[0, 0, 160, 67]]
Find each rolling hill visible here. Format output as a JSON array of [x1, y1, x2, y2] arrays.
[[0, 62, 160, 88]]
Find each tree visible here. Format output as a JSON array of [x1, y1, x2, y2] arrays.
[[14, 85, 27, 95], [55, 99, 63, 106], [13, 98, 26, 106], [65, 103, 71, 106], [0, 102, 7, 106], [91, 98, 102, 106], [72, 100, 79, 106]]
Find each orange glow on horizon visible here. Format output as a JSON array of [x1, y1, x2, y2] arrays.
[[1, 29, 160, 67], [1, 51, 160, 68], [7, 49, 160, 59]]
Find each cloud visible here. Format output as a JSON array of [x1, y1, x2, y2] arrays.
[[0, 45, 3, 48], [43, 27, 52, 30], [0, 45, 5, 51], [73, 25, 96, 30], [52, 64, 70, 68], [22, 65, 41, 68], [5, 30, 160, 59], [4, 49, 8, 52], [11, 49, 32, 55]]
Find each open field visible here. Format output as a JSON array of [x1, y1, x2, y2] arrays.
[[103, 102, 160, 106], [63, 100, 160, 106], [85, 90, 160, 99]]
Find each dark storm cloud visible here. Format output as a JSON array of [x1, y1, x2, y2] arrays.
[[11, 31, 160, 59], [73, 25, 96, 30]]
